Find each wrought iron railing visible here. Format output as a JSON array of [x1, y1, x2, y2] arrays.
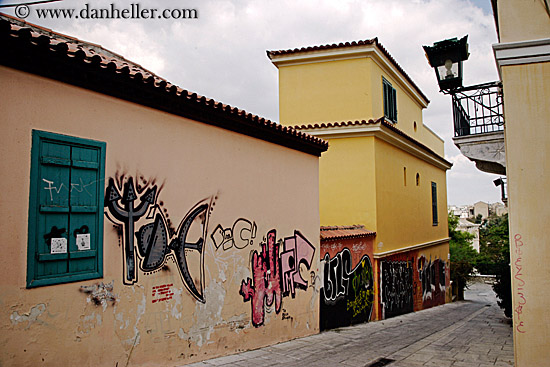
[[447, 82, 504, 137]]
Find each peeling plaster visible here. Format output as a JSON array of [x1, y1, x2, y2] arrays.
[[77, 312, 102, 335], [113, 286, 146, 350], [10, 303, 46, 329], [170, 287, 184, 320], [185, 280, 226, 347]]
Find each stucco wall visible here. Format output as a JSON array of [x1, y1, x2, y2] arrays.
[[497, 0, 550, 43], [374, 139, 449, 253], [501, 61, 550, 366], [318, 136, 377, 229], [278, 57, 373, 125], [0, 66, 322, 366]]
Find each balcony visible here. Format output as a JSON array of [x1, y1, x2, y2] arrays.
[[449, 82, 506, 175]]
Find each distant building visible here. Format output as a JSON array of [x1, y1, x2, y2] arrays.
[[473, 201, 489, 219], [457, 218, 481, 252]]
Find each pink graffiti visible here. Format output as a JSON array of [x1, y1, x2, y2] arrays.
[[240, 230, 283, 327], [240, 230, 315, 327], [280, 231, 316, 298], [513, 234, 527, 334]]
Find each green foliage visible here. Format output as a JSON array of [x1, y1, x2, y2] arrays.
[[476, 214, 512, 317], [448, 213, 477, 300]]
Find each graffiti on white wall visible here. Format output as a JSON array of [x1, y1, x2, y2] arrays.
[[105, 175, 212, 303]]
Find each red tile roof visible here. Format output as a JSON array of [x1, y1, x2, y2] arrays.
[[0, 13, 328, 156], [295, 117, 452, 166], [320, 225, 376, 241], [267, 38, 429, 105]]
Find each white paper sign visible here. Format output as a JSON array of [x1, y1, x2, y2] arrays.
[[51, 238, 67, 254], [77, 233, 91, 250]]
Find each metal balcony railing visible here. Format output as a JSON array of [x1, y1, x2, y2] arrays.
[[448, 81, 504, 137]]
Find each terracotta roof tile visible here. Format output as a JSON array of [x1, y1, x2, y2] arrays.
[[0, 13, 328, 156], [267, 38, 429, 105], [320, 225, 376, 241]]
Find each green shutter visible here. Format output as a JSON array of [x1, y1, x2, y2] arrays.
[[431, 182, 438, 226], [383, 78, 397, 123], [27, 130, 105, 288]]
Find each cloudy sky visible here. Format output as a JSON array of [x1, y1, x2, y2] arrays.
[[1, 0, 504, 206]]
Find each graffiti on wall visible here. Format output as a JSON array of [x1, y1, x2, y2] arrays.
[[417, 255, 446, 307], [211, 218, 257, 251], [320, 248, 374, 330], [239, 230, 315, 327], [513, 234, 527, 334], [380, 259, 414, 319], [105, 175, 212, 303]]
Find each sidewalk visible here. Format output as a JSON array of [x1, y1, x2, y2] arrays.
[[184, 280, 514, 367]]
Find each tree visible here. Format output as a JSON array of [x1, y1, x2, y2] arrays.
[[448, 213, 477, 300], [476, 214, 512, 317]]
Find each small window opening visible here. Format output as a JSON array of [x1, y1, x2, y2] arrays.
[[416, 173, 420, 186]]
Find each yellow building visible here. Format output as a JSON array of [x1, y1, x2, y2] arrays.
[[269, 39, 453, 322], [491, 1, 550, 365]]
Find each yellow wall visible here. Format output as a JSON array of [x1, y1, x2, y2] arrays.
[[374, 139, 449, 253], [318, 136, 377, 229], [501, 61, 550, 366], [276, 51, 444, 156], [276, 49, 449, 248], [0, 66, 322, 366], [278, 57, 373, 124]]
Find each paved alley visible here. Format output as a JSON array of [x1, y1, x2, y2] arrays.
[[184, 279, 514, 367]]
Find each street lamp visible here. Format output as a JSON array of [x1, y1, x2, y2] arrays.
[[423, 36, 469, 91]]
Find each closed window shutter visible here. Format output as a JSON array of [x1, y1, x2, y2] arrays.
[[28, 131, 105, 287], [383, 78, 397, 123], [431, 182, 438, 226]]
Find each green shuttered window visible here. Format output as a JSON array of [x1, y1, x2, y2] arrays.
[[431, 181, 438, 226], [27, 130, 106, 287], [383, 78, 398, 123]]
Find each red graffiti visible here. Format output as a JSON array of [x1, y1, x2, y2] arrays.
[[513, 234, 527, 334], [152, 283, 174, 303], [240, 230, 283, 327]]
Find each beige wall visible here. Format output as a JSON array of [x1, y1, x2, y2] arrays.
[[497, 0, 550, 43], [501, 61, 550, 366], [0, 66, 322, 366]]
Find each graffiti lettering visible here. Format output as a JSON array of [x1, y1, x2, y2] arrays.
[[280, 231, 316, 298], [380, 260, 414, 319], [417, 256, 446, 306], [211, 218, 257, 251], [320, 249, 374, 330], [513, 234, 527, 334], [240, 230, 314, 327], [347, 289, 373, 317], [105, 176, 211, 303], [43, 177, 97, 201], [152, 284, 174, 304]]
